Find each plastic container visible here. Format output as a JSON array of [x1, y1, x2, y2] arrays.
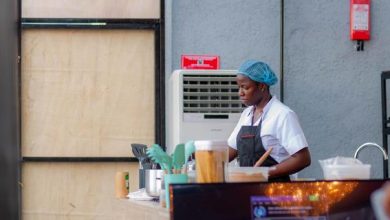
[[322, 164, 371, 180], [227, 167, 270, 182], [186, 159, 196, 183], [194, 140, 229, 183], [319, 157, 371, 180]]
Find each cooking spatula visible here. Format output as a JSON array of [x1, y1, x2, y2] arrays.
[[147, 144, 172, 174], [184, 140, 195, 165], [172, 143, 185, 171], [131, 143, 147, 158]]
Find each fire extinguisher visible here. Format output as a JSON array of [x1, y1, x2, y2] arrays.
[[350, 0, 370, 51]]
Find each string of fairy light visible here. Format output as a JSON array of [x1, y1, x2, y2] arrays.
[[263, 181, 358, 217]]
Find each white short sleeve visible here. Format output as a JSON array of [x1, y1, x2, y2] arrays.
[[277, 111, 308, 155], [227, 97, 308, 164]]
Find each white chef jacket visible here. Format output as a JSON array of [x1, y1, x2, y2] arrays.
[[228, 96, 308, 164]]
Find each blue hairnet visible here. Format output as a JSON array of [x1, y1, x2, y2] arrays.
[[237, 60, 278, 86]]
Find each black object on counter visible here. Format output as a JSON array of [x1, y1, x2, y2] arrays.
[[170, 180, 387, 220]]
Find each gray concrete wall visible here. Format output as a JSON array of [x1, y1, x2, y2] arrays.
[[284, 0, 390, 179], [168, 0, 390, 179], [167, 0, 281, 96]]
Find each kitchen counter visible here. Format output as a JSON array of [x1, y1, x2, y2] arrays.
[[117, 198, 169, 220]]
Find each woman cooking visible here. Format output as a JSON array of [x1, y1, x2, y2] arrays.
[[228, 60, 311, 182]]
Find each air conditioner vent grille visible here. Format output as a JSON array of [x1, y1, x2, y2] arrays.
[[182, 74, 245, 113]]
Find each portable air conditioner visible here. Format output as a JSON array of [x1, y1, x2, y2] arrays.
[[166, 69, 244, 153]]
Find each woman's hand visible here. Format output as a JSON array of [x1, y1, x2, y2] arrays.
[[269, 147, 311, 178]]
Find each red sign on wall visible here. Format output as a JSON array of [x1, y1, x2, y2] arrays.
[[181, 55, 220, 69]]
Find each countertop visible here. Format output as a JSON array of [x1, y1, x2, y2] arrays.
[[117, 198, 169, 220]]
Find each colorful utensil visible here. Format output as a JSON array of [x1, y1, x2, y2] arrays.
[[147, 144, 172, 174], [184, 140, 196, 165], [172, 143, 185, 171]]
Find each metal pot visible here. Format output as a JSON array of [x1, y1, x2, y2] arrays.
[[145, 169, 164, 197]]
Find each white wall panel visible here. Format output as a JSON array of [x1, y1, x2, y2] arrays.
[[22, 163, 140, 219], [22, 0, 160, 19], [22, 29, 155, 157]]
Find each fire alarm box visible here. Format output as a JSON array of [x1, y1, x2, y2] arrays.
[[350, 0, 370, 40]]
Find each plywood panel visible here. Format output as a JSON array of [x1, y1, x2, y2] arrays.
[[22, 29, 155, 157], [22, 0, 160, 19], [22, 162, 147, 219]]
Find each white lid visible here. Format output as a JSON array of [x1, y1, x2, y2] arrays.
[[194, 140, 228, 151]]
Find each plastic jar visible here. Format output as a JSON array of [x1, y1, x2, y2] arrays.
[[194, 140, 228, 183]]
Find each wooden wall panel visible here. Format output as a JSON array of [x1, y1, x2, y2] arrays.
[[22, 29, 155, 157], [22, 163, 140, 219], [22, 0, 160, 19]]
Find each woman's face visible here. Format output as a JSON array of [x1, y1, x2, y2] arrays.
[[236, 74, 264, 106]]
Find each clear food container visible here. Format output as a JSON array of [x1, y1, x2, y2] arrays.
[[227, 166, 270, 182], [194, 140, 228, 183], [319, 157, 371, 180], [321, 164, 371, 180]]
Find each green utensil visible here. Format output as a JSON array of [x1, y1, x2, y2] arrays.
[[184, 140, 196, 165], [172, 143, 185, 170], [147, 144, 173, 174]]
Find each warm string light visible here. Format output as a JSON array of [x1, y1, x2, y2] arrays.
[[264, 181, 358, 217]]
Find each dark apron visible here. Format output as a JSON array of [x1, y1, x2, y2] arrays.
[[236, 111, 290, 182]]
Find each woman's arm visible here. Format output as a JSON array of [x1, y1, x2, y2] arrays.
[[268, 147, 311, 178], [228, 147, 238, 162]]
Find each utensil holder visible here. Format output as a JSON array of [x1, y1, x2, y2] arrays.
[[145, 169, 164, 197], [164, 174, 188, 209]]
